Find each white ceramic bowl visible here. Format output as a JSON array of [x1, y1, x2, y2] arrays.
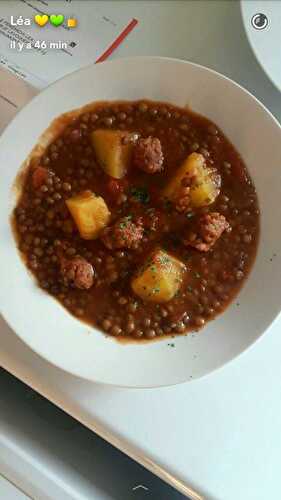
[[0, 57, 281, 388]]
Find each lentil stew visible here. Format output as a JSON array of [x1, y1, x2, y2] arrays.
[[13, 100, 259, 340]]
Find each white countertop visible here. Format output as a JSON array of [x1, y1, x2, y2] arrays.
[[1, 2, 281, 499], [0, 475, 29, 500]]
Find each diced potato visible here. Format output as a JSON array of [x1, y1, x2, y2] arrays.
[[164, 152, 221, 208], [66, 190, 110, 240], [132, 249, 186, 303], [91, 129, 133, 179]]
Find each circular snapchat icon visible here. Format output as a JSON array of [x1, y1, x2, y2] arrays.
[[251, 13, 269, 31]]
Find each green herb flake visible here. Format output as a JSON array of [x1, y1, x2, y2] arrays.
[[164, 199, 173, 212], [194, 272, 201, 279], [119, 215, 132, 229], [158, 255, 170, 266], [131, 187, 150, 204], [187, 286, 193, 293]]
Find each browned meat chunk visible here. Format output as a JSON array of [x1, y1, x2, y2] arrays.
[[60, 256, 94, 289], [133, 137, 164, 173], [184, 212, 231, 252], [101, 216, 144, 250]]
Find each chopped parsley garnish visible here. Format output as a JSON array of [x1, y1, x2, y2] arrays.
[[119, 215, 132, 229], [194, 272, 201, 279], [163, 199, 173, 212], [131, 187, 150, 204], [169, 235, 180, 247], [187, 285, 193, 293], [158, 255, 170, 265]]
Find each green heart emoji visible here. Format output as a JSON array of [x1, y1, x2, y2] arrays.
[[50, 14, 64, 27]]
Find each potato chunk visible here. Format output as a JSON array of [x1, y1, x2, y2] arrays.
[[164, 152, 220, 208], [66, 190, 110, 240], [91, 129, 133, 179], [132, 249, 186, 303]]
